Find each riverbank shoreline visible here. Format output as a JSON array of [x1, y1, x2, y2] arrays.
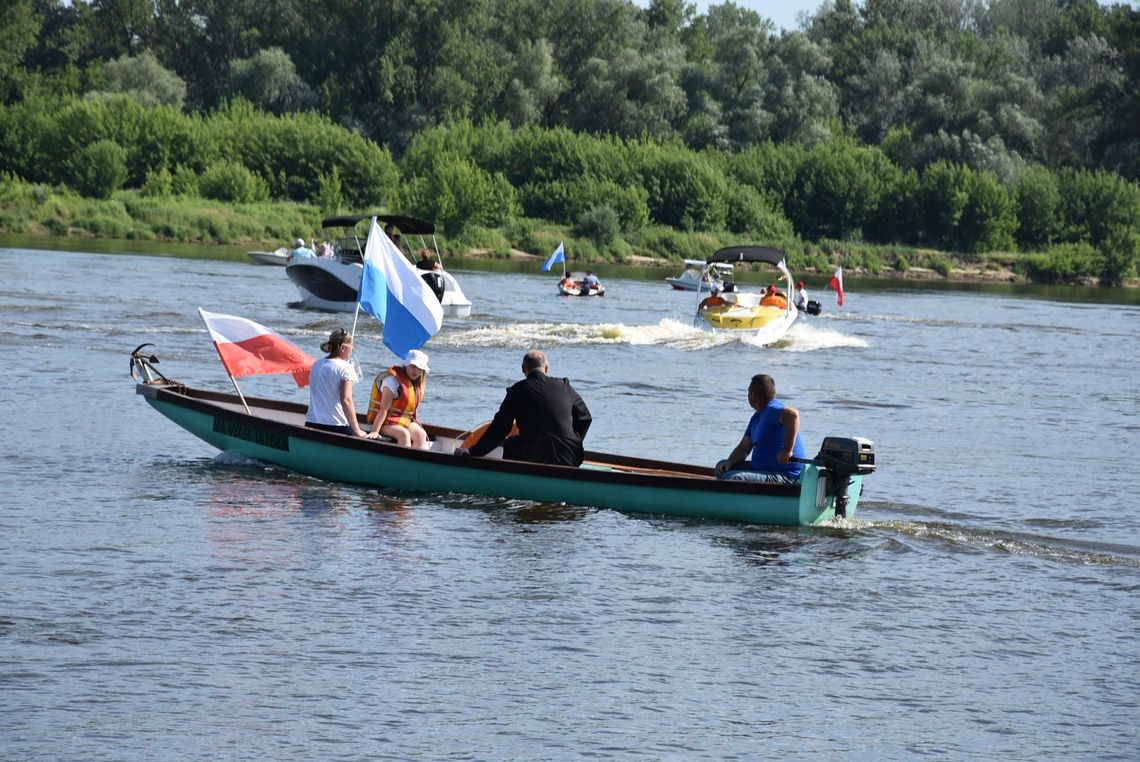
[[2, 231, 1135, 289]]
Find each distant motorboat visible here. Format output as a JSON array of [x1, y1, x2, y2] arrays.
[[247, 247, 289, 266], [665, 259, 733, 291], [285, 213, 472, 317]]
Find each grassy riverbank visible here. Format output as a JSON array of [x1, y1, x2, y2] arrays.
[[0, 184, 1131, 287]]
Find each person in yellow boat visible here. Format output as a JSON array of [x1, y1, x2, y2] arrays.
[[455, 350, 592, 466], [714, 374, 806, 484], [699, 288, 729, 310], [759, 284, 788, 309], [366, 349, 430, 449]]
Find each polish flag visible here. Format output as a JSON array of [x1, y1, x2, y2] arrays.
[[827, 267, 844, 306], [198, 308, 314, 386]]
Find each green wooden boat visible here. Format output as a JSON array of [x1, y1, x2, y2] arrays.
[[132, 350, 875, 527]]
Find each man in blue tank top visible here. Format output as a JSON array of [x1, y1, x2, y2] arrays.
[[715, 374, 805, 483]]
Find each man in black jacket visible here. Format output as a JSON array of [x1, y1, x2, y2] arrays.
[[455, 350, 592, 466]]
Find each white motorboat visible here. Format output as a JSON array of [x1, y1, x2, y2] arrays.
[[285, 214, 472, 317], [665, 259, 733, 291], [246, 247, 289, 266]]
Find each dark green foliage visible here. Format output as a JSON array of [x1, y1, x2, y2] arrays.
[[197, 161, 270, 204], [786, 142, 887, 240], [1100, 226, 1139, 283], [69, 139, 127, 199], [724, 181, 794, 239], [574, 205, 620, 247], [398, 153, 518, 236], [917, 161, 970, 250], [958, 170, 1016, 254], [142, 167, 173, 198], [636, 143, 727, 230], [1015, 164, 1060, 248], [1023, 242, 1100, 282], [208, 100, 397, 209], [43, 216, 69, 235]]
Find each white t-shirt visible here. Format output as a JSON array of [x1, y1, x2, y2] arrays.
[[380, 375, 401, 398], [305, 357, 359, 426]]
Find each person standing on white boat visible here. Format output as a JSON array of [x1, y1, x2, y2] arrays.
[[289, 238, 316, 260], [794, 281, 809, 311], [305, 328, 366, 437], [715, 374, 805, 484], [366, 350, 430, 449]]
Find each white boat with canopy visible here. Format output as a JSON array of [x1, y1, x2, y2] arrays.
[[285, 214, 472, 317]]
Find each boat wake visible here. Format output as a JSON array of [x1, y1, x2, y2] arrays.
[[441, 318, 868, 351], [860, 501, 1140, 572]]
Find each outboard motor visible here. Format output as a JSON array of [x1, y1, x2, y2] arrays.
[[811, 437, 875, 518], [421, 271, 445, 302], [805, 299, 822, 316]]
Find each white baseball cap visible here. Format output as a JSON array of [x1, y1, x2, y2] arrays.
[[403, 349, 430, 372], [294, 238, 305, 248]]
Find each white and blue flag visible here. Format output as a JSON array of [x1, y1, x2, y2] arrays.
[[358, 217, 443, 358], [541, 241, 565, 272]]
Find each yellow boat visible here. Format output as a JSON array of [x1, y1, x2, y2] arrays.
[[694, 246, 799, 346]]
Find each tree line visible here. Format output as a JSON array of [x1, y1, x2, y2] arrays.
[[0, 0, 1138, 282]]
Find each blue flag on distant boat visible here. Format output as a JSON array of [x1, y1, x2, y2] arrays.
[[541, 241, 565, 272], [358, 217, 444, 358]]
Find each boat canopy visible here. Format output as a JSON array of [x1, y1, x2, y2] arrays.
[[708, 246, 785, 266], [321, 214, 435, 235]]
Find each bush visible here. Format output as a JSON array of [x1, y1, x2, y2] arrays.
[[171, 165, 199, 196], [574, 204, 620, 247], [314, 166, 343, 216], [43, 216, 69, 235], [930, 257, 952, 277], [142, 167, 173, 197], [896, 256, 910, 272], [399, 153, 517, 235], [1099, 227, 1139, 283], [69, 140, 128, 199], [1023, 242, 1100, 282], [198, 161, 269, 203], [504, 217, 538, 253]]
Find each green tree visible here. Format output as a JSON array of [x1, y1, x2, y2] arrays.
[[0, 0, 42, 102], [229, 47, 315, 114], [917, 160, 970, 249], [69, 139, 128, 198], [94, 50, 186, 107], [958, 169, 1017, 253], [1014, 164, 1060, 248]]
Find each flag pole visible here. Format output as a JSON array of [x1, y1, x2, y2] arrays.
[[197, 308, 251, 414]]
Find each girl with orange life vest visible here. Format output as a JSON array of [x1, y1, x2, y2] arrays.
[[366, 349, 430, 448]]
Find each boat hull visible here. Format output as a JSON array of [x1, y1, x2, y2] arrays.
[[286, 258, 472, 316], [137, 383, 864, 526], [247, 248, 289, 266], [558, 284, 605, 297], [699, 303, 798, 345]]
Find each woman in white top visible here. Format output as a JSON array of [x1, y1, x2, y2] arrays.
[[304, 328, 366, 437]]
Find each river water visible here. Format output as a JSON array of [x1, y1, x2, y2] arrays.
[[1, 247, 1137, 759]]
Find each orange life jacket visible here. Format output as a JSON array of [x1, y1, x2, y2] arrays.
[[367, 365, 424, 427], [760, 293, 788, 309]]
